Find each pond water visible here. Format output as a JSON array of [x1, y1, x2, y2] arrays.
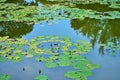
[[0, 0, 120, 80]]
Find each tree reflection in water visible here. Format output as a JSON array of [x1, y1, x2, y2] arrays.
[[0, 21, 33, 38], [71, 19, 120, 54]]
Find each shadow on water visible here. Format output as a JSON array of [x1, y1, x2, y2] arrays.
[[0, 21, 33, 38], [71, 18, 120, 54]]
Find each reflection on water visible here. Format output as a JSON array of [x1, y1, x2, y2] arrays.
[[71, 19, 120, 54], [0, 21, 33, 38], [76, 3, 120, 12]]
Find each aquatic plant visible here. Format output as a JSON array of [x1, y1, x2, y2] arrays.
[[0, 56, 6, 62], [37, 53, 99, 80], [0, 2, 120, 22], [46, 0, 120, 9], [0, 0, 6, 3], [0, 36, 99, 80], [0, 74, 11, 80], [0, 3, 38, 22], [0, 36, 91, 62], [34, 74, 49, 80]]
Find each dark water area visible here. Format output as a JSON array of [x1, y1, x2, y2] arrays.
[[0, 21, 33, 38], [76, 4, 120, 12], [0, 0, 120, 80]]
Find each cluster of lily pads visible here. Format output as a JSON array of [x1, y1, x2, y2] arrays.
[[0, 36, 98, 80], [46, 0, 120, 9], [0, 36, 91, 61], [0, 73, 48, 80], [0, 1, 120, 23], [0, 2, 38, 22]]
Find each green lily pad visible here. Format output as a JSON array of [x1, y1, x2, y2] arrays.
[[65, 69, 92, 79], [0, 56, 6, 62], [57, 60, 72, 67], [0, 74, 11, 80], [34, 75, 49, 80], [0, 36, 98, 80], [45, 62, 58, 68], [65, 70, 80, 79], [35, 56, 46, 62]]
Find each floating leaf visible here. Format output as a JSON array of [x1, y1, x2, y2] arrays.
[[0, 74, 11, 80], [35, 56, 46, 62], [57, 60, 72, 67], [65, 70, 80, 79], [45, 62, 58, 68], [0, 36, 98, 80], [34, 75, 49, 80], [0, 56, 6, 62]]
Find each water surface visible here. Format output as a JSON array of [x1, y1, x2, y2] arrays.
[[0, 0, 120, 80]]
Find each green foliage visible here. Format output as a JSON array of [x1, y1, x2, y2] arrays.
[[0, 2, 120, 22], [0, 36, 99, 80], [0, 74, 11, 80], [0, 36, 92, 62], [64, 70, 91, 80], [0, 0, 6, 3], [0, 36, 28, 62], [34, 75, 49, 80], [0, 56, 6, 62], [0, 3, 38, 22], [45, 62, 58, 68], [46, 0, 120, 9]]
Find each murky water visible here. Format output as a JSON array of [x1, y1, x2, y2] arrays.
[[0, 0, 120, 80]]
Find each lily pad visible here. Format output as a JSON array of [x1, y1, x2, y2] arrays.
[[0, 56, 6, 62], [65, 70, 92, 79], [0, 74, 11, 80], [45, 62, 58, 68], [0, 36, 98, 80], [34, 75, 49, 80]]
